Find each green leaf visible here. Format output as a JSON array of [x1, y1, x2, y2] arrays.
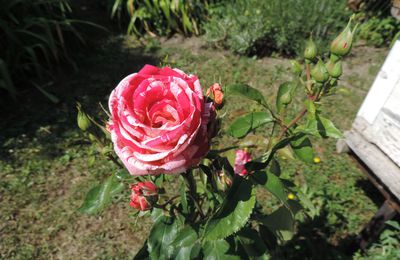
[[78, 175, 124, 214], [260, 171, 287, 204], [228, 112, 273, 138], [237, 228, 269, 259], [276, 82, 295, 113], [291, 135, 314, 163], [202, 240, 239, 260], [317, 116, 343, 138], [171, 226, 200, 260], [148, 215, 179, 259], [204, 177, 256, 241], [223, 83, 268, 107], [294, 118, 319, 137], [258, 206, 295, 241]]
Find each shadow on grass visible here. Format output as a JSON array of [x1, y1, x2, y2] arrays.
[[271, 209, 356, 260], [0, 37, 159, 161]]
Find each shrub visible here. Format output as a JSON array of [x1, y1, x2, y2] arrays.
[[0, 0, 89, 99], [358, 16, 400, 46], [203, 0, 350, 56], [354, 1, 400, 47], [107, 0, 218, 36]]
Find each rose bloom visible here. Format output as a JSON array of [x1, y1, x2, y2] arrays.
[[234, 149, 252, 176], [109, 65, 215, 175], [130, 182, 158, 211]]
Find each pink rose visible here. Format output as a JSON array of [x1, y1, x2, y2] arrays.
[[234, 149, 252, 176], [108, 65, 214, 175], [130, 182, 158, 211]]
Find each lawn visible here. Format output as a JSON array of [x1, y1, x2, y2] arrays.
[[0, 31, 397, 259]]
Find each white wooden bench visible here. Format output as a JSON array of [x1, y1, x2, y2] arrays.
[[337, 37, 400, 251]]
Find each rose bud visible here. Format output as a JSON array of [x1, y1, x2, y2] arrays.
[[206, 83, 224, 107], [234, 149, 252, 177], [326, 60, 342, 78], [304, 38, 317, 60], [130, 182, 158, 211], [311, 59, 329, 83], [290, 60, 302, 76], [330, 16, 358, 57], [77, 109, 91, 132]]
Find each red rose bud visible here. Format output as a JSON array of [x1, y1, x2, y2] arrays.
[[206, 83, 224, 106], [130, 182, 158, 211], [311, 59, 329, 83], [326, 60, 342, 78], [304, 38, 317, 60], [234, 149, 252, 177], [330, 16, 358, 57]]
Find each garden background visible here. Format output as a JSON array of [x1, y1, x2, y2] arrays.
[[1, 0, 400, 259]]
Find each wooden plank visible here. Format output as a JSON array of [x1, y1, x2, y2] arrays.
[[344, 129, 400, 199], [357, 39, 400, 124]]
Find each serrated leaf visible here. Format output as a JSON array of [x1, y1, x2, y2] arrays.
[[204, 177, 256, 241], [202, 240, 239, 260], [171, 226, 200, 260], [252, 171, 287, 205], [291, 135, 314, 163], [258, 206, 295, 241], [223, 83, 268, 107], [228, 112, 273, 138], [317, 116, 343, 138], [78, 174, 124, 214], [148, 215, 179, 259]]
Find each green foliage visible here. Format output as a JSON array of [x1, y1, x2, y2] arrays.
[[358, 16, 400, 47], [223, 83, 269, 107], [1, 31, 394, 259], [0, 0, 93, 99], [204, 177, 256, 241], [107, 0, 215, 36], [204, 0, 350, 56], [78, 174, 124, 214], [147, 215, 179, 259], [291, 135, 314, 163], [227, 112, 273, 138], [354, 221, 400, 260]]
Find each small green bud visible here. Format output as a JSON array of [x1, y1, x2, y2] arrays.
[[77, 105, 91, 131], [304, 39, 317, 60], [88, 133, 97, 142], [330, 16, 358, 57], [290, 60, 302, 76], [326, 60, 342, 78], [311, 60, 329, 83]]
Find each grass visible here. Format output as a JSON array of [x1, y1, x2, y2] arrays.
[[0, 32, 397, 258]]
